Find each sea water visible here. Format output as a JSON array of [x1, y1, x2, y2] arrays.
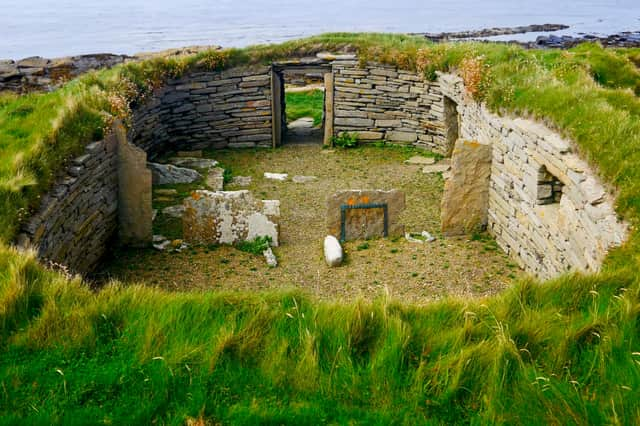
[[1, 0, 639, 59]]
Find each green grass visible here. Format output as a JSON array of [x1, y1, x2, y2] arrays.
[[285, 89, 325, 126], [1, 245, 640, 424], [2, 34, 640, 423]]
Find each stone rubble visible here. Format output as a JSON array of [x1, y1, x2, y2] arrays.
[[231, 176, 252, 186], [149, 162, 202, 185]]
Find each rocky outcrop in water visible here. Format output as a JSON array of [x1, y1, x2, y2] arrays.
[[532, 31, 640, 49], [413, 24, 569, 41]]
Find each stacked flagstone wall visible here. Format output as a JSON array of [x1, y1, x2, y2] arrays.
[[331, 59, 451, 154], [14, 57, 629, 279], [130, 65, 274, 156], [436, 72, 627, 279]]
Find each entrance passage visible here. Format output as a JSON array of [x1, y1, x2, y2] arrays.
[[271, 61, 332, 147]]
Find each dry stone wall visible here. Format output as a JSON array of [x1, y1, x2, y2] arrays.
[[331, 60, 449, 153], [437, 72, 628, 279], [130, 65, 273, 156], [16, 133, 119, 274]]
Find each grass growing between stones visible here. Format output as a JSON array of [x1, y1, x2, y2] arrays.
[[2, 34, 640, 422], [285, 89, 324, 126]]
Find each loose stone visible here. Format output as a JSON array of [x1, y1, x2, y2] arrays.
[[263, 247, 278, 267], [324, 235, 343, 267], [169, 157, 219, 169], [404, 156, 436, 166], [149, 162, 202, 185], [292, 175, 318, 184], [264, 172, 288, 181]]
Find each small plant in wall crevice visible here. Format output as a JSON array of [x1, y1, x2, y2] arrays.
[[332, 132, 359, 148]]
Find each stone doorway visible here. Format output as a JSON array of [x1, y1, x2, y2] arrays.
[[271, 61, 332, 147]]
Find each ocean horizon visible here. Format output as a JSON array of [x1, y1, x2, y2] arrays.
[[1, 0, 640, 59]]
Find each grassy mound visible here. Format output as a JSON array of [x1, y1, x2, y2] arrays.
[[2, 34, 640, 422]]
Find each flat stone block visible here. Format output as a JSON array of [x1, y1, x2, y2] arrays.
[[183, 190, 279, 246], [327, 189, 405, 241], [385, 131, 417, 143]]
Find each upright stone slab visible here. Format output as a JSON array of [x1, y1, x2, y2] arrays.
[[323, 72, 334, 147], [327, 190, 405, 241], [116, 121, 153, 247], [441, 140, 492, 236], [183, 190, 279, 246]]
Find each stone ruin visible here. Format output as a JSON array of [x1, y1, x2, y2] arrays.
[[183, 190, 280, 246], [15, 55, 629, 279]]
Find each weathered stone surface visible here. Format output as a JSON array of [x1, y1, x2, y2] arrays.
[[292, 175, 318, 184], [404, 156, 436, 166], [327, 189, 405, 241], [262, 200, 281, 217], [169, 157, 219, 169], [231, 176, 252, 186], [386, 131, 417, 143], [422, 163, 451, 174], [116, 121, 153, 247], [324, 235, 343, 267], [206, 167, 225, 190], [441, 140, 492, 236], [183, 190, 279, 246], [263, 247, 278, 267], [438, 71, 628, 278], [149, 162, 202, 185], [264, 172, 288, 181]]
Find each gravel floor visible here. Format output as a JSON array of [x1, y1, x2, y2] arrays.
[[101, 143, 523, 304]]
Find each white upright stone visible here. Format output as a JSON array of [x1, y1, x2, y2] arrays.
[[324, 235, 343, 267]]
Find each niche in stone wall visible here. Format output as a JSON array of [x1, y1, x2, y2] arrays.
[[443, 96, 460, 156], [536, 165, 565, 205]]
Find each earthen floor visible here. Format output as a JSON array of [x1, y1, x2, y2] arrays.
[[100, 143, 523, 303]]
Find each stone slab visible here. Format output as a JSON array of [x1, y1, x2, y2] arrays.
[[116, 121, 152, 247], [183, 190, 279, 246], [327, 189, 405, 241], [404, 156, 436, 166], [149, 162, 202, 185], [441, 140, 493, 236]]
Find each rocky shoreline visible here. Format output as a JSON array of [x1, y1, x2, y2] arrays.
[[0, 45, 220, 93], [529, 31, 640, 49], [412, 24, 569, 41], [3, 27, 640, 94], [414, 24, 640, 49]]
